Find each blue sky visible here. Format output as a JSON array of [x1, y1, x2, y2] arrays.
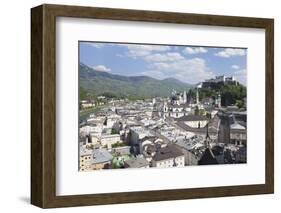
[[79, 42, 247, 85]]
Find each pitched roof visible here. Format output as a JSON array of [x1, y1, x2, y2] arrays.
[[91, 149, 113, 164], [167, 103, 190, 108], [230, 122, 246, 130], [198, 148, 218, 165], [175, 115, 208, 122], [140, 136, 157, 143], [153, 144, 184, 161], [175, 115, 220, 134], [124, 158, 149, 168], [80, 147, 93, 157]]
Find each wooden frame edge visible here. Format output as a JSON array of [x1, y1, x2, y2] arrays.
[[265, 19, 274, 194], [31, 5, 44, 207]]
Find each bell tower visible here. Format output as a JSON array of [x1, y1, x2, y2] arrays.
[[218, 93, 221, 108], [205, 123, 211, 148], [183, 90, 187, 104], [196, 88, 199, 105]]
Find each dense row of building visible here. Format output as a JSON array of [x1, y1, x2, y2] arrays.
[[79, 76, 247, 171]]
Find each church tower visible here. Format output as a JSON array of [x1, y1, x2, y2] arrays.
[[183, 90, 187, 104], [215, 93, 221, 108], [163, 102, 168, 112], [205, 123, 211, 148], [196, 88, 199, 105], [218, 93, 221, 108], [198, 123, 218, 165]]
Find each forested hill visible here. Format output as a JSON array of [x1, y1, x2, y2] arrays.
[[191, 81, 247, 107], [79, 63, 192, 99]]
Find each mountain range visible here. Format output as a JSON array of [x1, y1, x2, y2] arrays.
[[79, 63, 193, 99]]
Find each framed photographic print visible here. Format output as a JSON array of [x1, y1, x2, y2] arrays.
[[31, 4, 274, 208]]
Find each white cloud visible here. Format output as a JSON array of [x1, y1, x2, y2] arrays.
[[126, 44, 170, 52], [231, 65, 240, 69], [87, 43, 104, 48], [86, 43, 162, 58], [215, 48, 246, 58], [118, 44, 171, 58], [234, 69, 247, 85], [183, 47, 208, 54], [92, 65, 111, 72], [144, 52, 184, 62], [142, 57, 214, 84], [116, 53, 124, 57]]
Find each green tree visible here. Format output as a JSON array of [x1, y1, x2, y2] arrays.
[[111, 128, 119, 135], [79, 86, 88, 100], [192, 83, 246, 107]]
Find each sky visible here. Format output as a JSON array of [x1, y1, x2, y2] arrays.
[[79, 42, 247, 85]]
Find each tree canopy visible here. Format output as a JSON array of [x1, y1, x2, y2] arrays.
[[190, 83, 246, 107]]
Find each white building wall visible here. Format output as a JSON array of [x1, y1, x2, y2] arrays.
[[100, 134, 120, 149], [153, 156, 185, 168], [184, 120, 208, 128], [175, 156, 185, 167], [155, 159, 174, 168]]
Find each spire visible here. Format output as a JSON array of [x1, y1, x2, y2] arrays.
[[198, 122, 218, 165], [183, 90, 187, 104], [206, 123, 209, 138], [217, 93, 221, 108], [205, 123, 211, 148], [196, 88, 199, 105]]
